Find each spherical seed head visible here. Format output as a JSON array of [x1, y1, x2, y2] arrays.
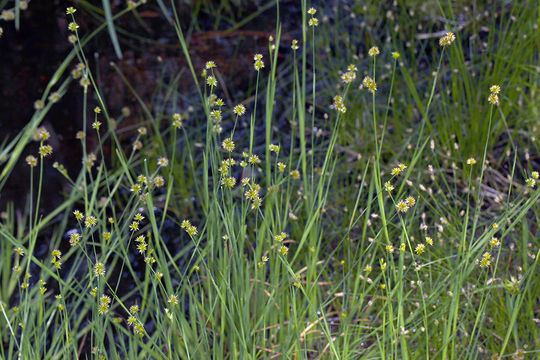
[[385, 244, 394, 253], [439, 32, 456, 46], [48, 92, 61, 103], [36, 128, 50, 141], [291, 39, 299, 50], [415, 243, 425, 255], [308, 18, 319, 27], [269, 144, 280, 153], [94, 262, 106, 277], [489, 237, 500, 247], [525, 178, 536, 188], [254, 58, 264, 71], [69, 233, 80, 247], [137, 126, 147, 136], [405, 196, 416, 207], [368, 46, 379, 57], [205, 61, 216, 69], [129, 221, 139, 231], [73, 210, 84, 220], [290, 170, 300, 179], [1, 10, 15, 21], [384, 181, 394, 193], [172, 119, 182, 128], [80, 76, 90, 87], [168, 294, 179, 305], [245, 188, 258, 200], [233, 104, 246, 116], [489, 85, 501, 94], [98, 303, 109, 315], [488, 93, 499, 105], [396, 201, 409, 213], [248, 154, 261, 165], [210, 109, 222, 122], [157, 157, 169, 167], [425, 236, 433, 246], [68, 22, 79, 32], [479, 256, 491, 268], [221, 176, 236, 188], [66, 7, 76, 14], [362, 76, 377, 93], [277, 162, 287, 172], [85, 215, 97, 228], [25, 155, 38, 167], [187, 225, 198, 236], [333, 95, 347, 113], [466, 157, 477, 165], [222, 138, 235, 152], [206, 75, 217, 87], [307, 7, 316, 15], [153, 175, 165, 188], [392, 51, 400, 59], [279, 245, 289, 255], [181, 220, 191, 229], [39, 145, 53, 157], [341, 71, 356, 83], [34, 99, 45, 110]]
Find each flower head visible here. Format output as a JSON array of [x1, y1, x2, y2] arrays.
[[415, 243, 426, 255], [488, 93, 499, 105], [26, 155, 38, 167], [489, 85, 501, 94], [168, 294, 179, 305], [254, 54, 264, 71], [68, 22, 79, 32], [362, 76, 377, 93], [439, 32, 456, 46], [157, 157, 169, 167], [308, 18, 319, 27], [94, 262, 106, 277], [233, 104, 246, 116], [222, 138, 235, 152], [39, 145, 53, 157], [396, 200, 409, 213], [85, 215, 97, 228], [333, 95, 347, 113], [368, 46, 379, 57]]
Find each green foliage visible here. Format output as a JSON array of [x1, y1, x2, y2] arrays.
[[0, 1, 538, 359]]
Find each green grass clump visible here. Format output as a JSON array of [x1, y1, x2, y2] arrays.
[[0, 1, 538, 359]]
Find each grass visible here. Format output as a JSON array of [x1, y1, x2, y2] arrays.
[[0, 0, 539, 359]]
